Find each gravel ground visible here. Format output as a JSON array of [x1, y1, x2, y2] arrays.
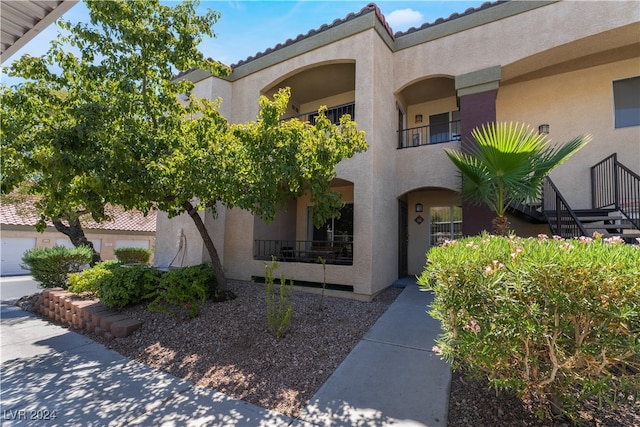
[[448, 369, 639, 427], [17, 282, 639, 424], [78, 281, 403, 417]]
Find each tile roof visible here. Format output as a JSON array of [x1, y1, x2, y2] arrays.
[[394, 1, 502, 38], [229, 1, 501, 69], [230, 3, 392, 68], [0, 198, 156, 233]]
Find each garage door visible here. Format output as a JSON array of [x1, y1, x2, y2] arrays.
[[55, 238, 102, 253], [116, 240, 150, 249], [1, 237, 37, 276]]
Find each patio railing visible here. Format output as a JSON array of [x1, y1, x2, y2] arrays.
[[282, 102, 355, 126], [254, 239, 353, 265], [397, 120, 461, 149]]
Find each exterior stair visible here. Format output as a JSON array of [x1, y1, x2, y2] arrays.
[[542, 153, 640, 243], [510, 153, 639, 244], [545, 208, 640, 243]]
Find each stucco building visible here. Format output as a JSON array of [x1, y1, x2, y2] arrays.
[[155, 1, 640, 299]]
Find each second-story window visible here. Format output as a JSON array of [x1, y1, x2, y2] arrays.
[[613, 76, 640, 128]]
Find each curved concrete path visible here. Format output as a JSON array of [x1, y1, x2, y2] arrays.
[[1, 278, 450, 426]]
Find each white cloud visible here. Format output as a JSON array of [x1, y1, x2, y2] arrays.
[[386, 8, 424, 31]]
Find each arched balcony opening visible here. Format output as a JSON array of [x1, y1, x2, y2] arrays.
[[396, 76, 460, 149], [263, 61, 356, 124]]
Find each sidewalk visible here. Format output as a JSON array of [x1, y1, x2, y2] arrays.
[[1, 281, 450, 426], [296, 283, 450, 426]]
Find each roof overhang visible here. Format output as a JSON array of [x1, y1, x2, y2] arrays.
[[1, 0, 78, 64]]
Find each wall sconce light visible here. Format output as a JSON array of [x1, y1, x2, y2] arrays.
[[415, 114, 423, 124], [415, 203, 423, 212], [538, 124, 549, 135]]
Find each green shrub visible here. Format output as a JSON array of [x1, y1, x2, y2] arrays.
[[21, 245, 93, 288], [68, 260, 121, 295], [264, 258, 293, 338], [97, 264, 163, 309], [146, 264, 217, 318], [419, 233, 640, 420], [114, 247, 152, 264]]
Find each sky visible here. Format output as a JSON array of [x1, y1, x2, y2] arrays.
[[1, 0, 485, 85]]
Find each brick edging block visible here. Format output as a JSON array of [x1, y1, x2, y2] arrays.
[[111, 319, 142, 338], [35, 290, 142, 338]]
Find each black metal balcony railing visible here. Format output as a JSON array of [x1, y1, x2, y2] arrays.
[[282, 102, 355, 126], [543, 177, 589, 238], [254, 239, 353, 265], [592, 153, 640, 230], [397, 120, 461, 149]]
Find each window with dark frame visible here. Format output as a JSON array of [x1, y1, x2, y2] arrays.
[[613, 76, 640, 128], [429, 206, 463, 247]]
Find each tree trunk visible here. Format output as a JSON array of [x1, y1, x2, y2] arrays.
[[492, 215, 511, 236], [52, 217, 102, 265], [182, 200, 227, 288]]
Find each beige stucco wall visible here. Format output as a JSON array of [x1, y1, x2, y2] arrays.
[[498, 58, 640, 208], [224, 32, 384, 297], [299, 90, 355, 115], [406, 189, 461, 276], [1, 227, 155, 261], [154, 210, 206, 269], [393, 1, 639, 89], [156, 0, 639, 298]]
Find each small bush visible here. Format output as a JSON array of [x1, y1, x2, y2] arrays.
[[97, 265, 163, 309], [264, 258, 293, 338], [68, 260, 121, 295], [114, 247, 152, 264], [146, 264, 218, 318], [419, 233, 640, 420], [21, 245, 93, 288]]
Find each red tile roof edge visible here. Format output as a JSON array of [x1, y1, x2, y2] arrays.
[[230, 3, 390, 69], [0, 199, 156, 233], [174, 1, 501, 80], [394, 1, 503, 38]]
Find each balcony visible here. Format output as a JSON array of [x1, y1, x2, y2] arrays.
[[397, 120, 461, 149], [254, 239, 353, 265], [283, 102, 355, 125]]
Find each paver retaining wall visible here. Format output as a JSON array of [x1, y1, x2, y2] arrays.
[[35, 288, 141, 339]]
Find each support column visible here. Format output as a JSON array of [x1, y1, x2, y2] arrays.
[[455, 66, 501, 236]]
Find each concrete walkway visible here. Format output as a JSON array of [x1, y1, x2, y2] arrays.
[[296, 283, 450, 426], [1, 280, 450, 426]]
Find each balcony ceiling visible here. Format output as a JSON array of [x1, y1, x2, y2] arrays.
[[1, 0, 77, 64], [273, 63, 356, 105], [401, 77, 456, 105]]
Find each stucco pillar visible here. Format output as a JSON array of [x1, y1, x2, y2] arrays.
[[455, 66, 501, 236]]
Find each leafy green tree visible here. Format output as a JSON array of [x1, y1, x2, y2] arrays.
[[1, 0, 367, 286], [2, 0, 224, 264], [445, 122, 590, 235]]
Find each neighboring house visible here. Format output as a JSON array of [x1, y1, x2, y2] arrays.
[[156, 1, 640, 299], [1, 199, 156, 276]]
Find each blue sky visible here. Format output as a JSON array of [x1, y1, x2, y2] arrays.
[[1, 1, 484, 85]]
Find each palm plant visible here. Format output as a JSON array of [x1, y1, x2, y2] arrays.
[[445, 122, 590, 235]]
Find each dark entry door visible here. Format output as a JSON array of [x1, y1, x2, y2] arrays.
[[398, 200, 408, 277]]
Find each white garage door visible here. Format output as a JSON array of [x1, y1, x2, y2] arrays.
[[1, 237, 37, 276], [55, 238, 102, 253]]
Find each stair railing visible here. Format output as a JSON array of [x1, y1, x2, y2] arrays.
[[543, 177, 589, 238], [591, 153, 640, 230]]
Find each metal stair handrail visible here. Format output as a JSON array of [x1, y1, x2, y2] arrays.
[[543, 177, 590, 238], [591, 153, 640, 230]]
